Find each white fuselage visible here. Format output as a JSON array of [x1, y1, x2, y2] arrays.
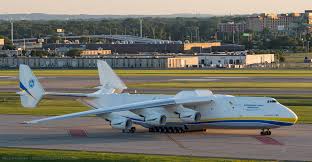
[[83, 92, 298, 131]]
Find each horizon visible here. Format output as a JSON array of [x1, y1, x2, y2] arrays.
[[0, 0, 311, 16]]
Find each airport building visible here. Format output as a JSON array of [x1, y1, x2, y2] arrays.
[[0, 53, 273, 69], [198, 53, 275, 68], [80, 49, 112, 57], [0, 39, 4, 49], [0, 55, 199, 69], [43, 42, 221, 54], [0, 50, 23, 57]]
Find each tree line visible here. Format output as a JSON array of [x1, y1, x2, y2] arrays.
[[0, 17, 241, 42], [0, 17, 311, 52]]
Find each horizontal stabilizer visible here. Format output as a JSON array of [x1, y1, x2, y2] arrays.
[[97, 60, 127, 93]]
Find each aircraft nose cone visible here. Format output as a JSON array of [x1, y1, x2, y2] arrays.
[[292, 111, 299, 124], [288, 108, 298, 124]]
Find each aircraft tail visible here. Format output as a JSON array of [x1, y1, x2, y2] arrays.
[[18, 64, 45, 108], [96, 60, 127, 93], [17, 61, 125, 108]]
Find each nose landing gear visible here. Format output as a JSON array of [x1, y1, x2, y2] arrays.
[[260, 129, 271, 136], [122, 127, 136, 133]]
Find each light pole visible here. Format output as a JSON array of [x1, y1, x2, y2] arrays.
[[139, 18, 143, 38], [10, 19, 14, 45]]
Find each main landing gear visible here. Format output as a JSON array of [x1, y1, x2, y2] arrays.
[[260, 129, 271, 136], [122, 127, 136, 133], [148, 126, 186, 133]]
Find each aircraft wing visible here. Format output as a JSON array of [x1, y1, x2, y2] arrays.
[[44, 92, 91, 97], [23, 96, 213, 124]]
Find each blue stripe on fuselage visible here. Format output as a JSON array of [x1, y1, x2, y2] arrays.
[[189, 120, 293, 126], [121, 115, 293, 127]]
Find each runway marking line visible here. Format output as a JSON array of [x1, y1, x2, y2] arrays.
[[68, 129, 88, 137], [253, 136, 283, 145]]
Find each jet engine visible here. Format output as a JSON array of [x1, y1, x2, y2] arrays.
[[144, 113, 167, 126], [110, 117, 133, 130], [131, 108, 167, 126], [175, 106, 201, 122]]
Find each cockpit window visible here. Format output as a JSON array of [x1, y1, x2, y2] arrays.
[[267, 100, 277, 103]]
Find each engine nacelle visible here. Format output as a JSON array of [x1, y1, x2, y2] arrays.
[[175, 106, 201, 122], [110, 117, 133, 130], [131, 108, 167, 126], [145, 113, 167, 126]]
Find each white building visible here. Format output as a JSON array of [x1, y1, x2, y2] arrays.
[[0, 39, 4, 49], [198, 53, 275, 68]]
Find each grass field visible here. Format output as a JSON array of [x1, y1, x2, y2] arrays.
[[127, 82, 312, 89], [0, 92, 311, 123], [2, 69, 312, 77], [282, 53, 312, 63], [0, 147, 273, 162]]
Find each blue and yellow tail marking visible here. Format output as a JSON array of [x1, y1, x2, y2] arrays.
[[19, 82, 36, 100]]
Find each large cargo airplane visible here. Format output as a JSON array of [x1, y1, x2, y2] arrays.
[[18, 60, 298, 135]]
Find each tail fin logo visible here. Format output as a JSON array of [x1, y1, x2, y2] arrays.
[[29, 79, 35, 89]]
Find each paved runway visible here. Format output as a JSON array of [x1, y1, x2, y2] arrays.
[[3, 75, 312, 83], [2, 76, 312, 95], [0, 114, 311, 161]]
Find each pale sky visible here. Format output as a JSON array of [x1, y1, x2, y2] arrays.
[[0, 0, 311, 15]]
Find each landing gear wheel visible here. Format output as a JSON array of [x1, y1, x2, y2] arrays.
[[260, 129, 265, 136], [260, 129, 271, 136], [267, 130, 271, 135], [129, 127, 136, 133]]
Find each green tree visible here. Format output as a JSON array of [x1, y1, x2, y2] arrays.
[[279, 56, 286, 62], [0, 35, 15, 50], [30, 50, 49, 57], [65, 49, 81, 57]]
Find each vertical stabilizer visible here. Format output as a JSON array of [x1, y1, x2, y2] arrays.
[[97, 60, 127, 93], [19, 64, 45, 108]]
